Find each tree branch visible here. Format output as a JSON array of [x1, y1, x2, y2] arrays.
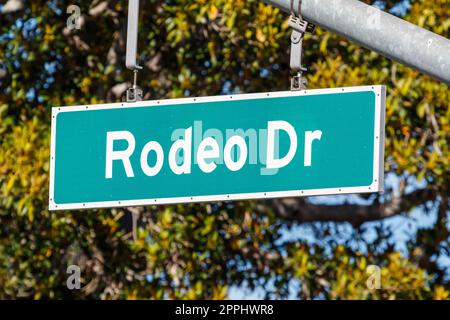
[[261, 187, 439, 227]]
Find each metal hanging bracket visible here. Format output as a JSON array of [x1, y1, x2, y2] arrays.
[[289, 0, 315, 91], [126, 69, 143, 102]]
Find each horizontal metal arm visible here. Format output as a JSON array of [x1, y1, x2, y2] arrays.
[[263, 0, 450, 85]]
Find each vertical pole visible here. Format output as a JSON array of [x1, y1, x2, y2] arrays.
[[126, 0, 143, 102], [126, 0, 141, 70]]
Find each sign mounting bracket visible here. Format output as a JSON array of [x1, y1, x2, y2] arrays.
[[288, 0, 314, 91]]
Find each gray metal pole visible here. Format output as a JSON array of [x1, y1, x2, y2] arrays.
[[263, 0, 450, 85], [126, 0, 141, 70], [126, 0, 143, 102]]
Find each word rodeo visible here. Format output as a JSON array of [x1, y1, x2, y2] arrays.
[[105, 121, 323, 179]]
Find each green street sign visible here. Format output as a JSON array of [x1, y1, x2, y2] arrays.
[[49, 86, 386, 210]]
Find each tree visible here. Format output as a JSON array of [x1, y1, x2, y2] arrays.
[[0, 0, 448, 299]]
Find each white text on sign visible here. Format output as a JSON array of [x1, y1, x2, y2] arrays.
[[105, 121, 323, 178]]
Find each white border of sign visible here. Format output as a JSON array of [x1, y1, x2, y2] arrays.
[[49, 85, 386, 211]]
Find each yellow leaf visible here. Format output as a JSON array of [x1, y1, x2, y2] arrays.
[[434, 286, 450, 300], [208, 5, 218, 20], [256, 28, 266, 42]]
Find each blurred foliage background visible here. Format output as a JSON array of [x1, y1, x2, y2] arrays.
[[0, 0, 449, 299]]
